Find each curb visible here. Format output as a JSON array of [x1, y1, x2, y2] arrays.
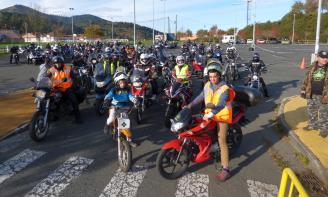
[[0, 122, 29, 142], [278, 96, 328, 185]]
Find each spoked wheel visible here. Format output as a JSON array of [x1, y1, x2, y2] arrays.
[[156, 148, 190, 179], [227, 124, 243, 156], [118, 139, 132, 172], [29, 112, 49, 142]]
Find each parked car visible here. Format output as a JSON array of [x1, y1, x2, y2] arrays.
[[267, 38, 281, 44], [236, 39, 246, 44], [281, 39, 291, 44], [246, 39, 253, 44], [256, 39, 266, 44]]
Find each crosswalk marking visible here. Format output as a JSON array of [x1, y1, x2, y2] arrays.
[[175, 173, 209, 197], [99, 165, 147, 197], [25, 156, 93, 197], [247, 180, 278, 197], [0, 149, 45, 185]]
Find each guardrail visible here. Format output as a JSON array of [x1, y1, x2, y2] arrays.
[[278, 168, 309, 197]]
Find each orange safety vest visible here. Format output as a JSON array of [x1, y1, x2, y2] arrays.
[[49, 64, 73, 92], [204, 82, 235, 123]]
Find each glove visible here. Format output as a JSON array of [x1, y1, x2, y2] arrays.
[[203, 112, 214, 120]]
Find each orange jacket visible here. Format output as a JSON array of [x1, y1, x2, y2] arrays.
[[49, 64, 73, 92]]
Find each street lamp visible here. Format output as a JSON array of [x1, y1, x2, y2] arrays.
[[69, 8, 74, 42], [153, 0, 155, 44], [314, 0, 323, 55], [160, 0, 167, 41], [133, 0, 136, 47], [251, 0, 256, 50]]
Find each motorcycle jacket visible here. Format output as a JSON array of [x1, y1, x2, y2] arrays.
[[105, 87, 136, 108], [48, 64, 73, 92]]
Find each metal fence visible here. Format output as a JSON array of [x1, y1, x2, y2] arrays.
[[278, 168, 309, 197]]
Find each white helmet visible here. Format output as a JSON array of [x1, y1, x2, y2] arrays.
[[140, 53, 149, 65], [114, 72, 128, 84], [176, 55, 185, 66]]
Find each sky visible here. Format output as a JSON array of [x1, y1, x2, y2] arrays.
[[0, 0, 301, 33]]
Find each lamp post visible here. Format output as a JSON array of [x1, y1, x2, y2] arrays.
[[133, 0, 136, 47], [69, 8, 74, 42], [292, 13, 295, 44], [160, 0, 167, 41], [153, 0, 155, 44]]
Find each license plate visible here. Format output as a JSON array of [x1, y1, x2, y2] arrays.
[[117, 118, 130, 129]]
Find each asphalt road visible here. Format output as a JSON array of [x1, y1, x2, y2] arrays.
[[0, 44, 327, 197]]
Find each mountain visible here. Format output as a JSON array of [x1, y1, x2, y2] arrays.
[[0, 5, 160, 40]]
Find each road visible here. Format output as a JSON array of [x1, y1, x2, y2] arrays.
[[0, 44, 327, 197]]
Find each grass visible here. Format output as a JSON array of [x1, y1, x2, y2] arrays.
[[294, 152, 310, 166]]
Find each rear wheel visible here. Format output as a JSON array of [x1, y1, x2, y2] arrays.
[[156, 147, 190, 179], [227, 124, 243, 155], [118, 139, 132, 172]]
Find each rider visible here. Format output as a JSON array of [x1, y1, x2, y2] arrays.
[[103, 72, 139, 146], [185, 62, 235, 182], [172, 55, 191, 85], [245, 53, 269, 97], [37, 56, 52, 82], [9, 45, 19, 64], [139, 53, 158, 100], [47, 56, 82, 123]]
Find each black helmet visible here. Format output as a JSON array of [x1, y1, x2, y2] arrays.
[[253, 53, 260, 62], [52, 56, 64, 64]]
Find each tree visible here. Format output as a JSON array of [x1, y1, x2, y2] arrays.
[[185, 29, 192, 37], [84, 24, 104, 39], [209, 25, 218, 37], [291, 1, 305, 13], [226, 28, 235, 35]]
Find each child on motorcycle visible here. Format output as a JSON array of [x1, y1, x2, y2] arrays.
[[103, 72, 139, 147]]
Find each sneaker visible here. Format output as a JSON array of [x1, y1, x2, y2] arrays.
[[104, 124, 110, 134], [216, 168, 231, 182]]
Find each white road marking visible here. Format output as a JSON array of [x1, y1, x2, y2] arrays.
[[0, 149, 45, 184], [175, 173, 209, 197], [99, 165, 147, 197], [0, 133, 27, 153], [247, 179, 278, 197], [25, 156, 93, 197]]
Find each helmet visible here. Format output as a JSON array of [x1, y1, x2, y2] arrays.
[[207, 61, 223, 75], [114, 72, 127, 84], [215, 43, 220, 49], [155, 45, 160, 50], [140, 53, 149, 65], [253, 52, 260, 62], [103, 53, 110, 60], [52, 56, 64, 69], [111, 52, 119, 61], [89, 55, 98, 64], [176, 55, 185, 66]]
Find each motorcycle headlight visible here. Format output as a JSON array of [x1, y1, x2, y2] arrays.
[[96, 81, 105, 88], [82, 69, 88, 74], [252, 75, 259, 80], [35, 90, 46, 99], [133, 82, 142, 87], [171, 122, 184, 133]]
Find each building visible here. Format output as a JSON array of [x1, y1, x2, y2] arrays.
[[0, 30, 22, 42], [22, 33, 38, 42]]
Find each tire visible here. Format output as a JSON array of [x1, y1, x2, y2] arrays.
[[29, 112, 49, 142], [95, 99, 105, 116], [156, 147, 190, 179], [118, 139, 132, 172], [164, 104, 177, 128], [227, 124, 243, 156], [136, 108, 142, 124]]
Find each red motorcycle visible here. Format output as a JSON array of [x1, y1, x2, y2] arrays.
[[156, 104, 245, 179], [191, 60, 204, 77], [130, 70, 152, 124]]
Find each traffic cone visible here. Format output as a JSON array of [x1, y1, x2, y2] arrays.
[[299, 57, 305, 70]]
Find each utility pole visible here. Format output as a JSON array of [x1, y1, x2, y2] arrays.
[[251, 0, 256, 50], [112, 20, 114, 40], [175, 15, 177, 40], [292, 13, 295, 44], [160, 0, 167, 40], [314, 0, 322, 55], [152, 0, 155, 44], [24, 22, 28, 42], [168, 16, 170, 34]]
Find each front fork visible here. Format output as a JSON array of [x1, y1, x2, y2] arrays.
[[174, 138, 187, 164], [36, 99, 50, 127]]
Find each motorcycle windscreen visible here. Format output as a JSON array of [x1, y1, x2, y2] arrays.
[[233, 85, 262, 107]]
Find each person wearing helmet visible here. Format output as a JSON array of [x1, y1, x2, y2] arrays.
[[138, 53, 159, 99], [246, 52, 269, 97], [37, 56, 52, 82], [47, 56, 82, 123], [172, 55, 191, 85], [185, 61, 235, 182], [103, 72, 139, 146]]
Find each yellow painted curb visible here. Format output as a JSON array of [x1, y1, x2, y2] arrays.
[[283, 96, 328, 168]]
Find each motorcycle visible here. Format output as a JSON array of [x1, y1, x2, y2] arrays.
[[156, 86, 261, 179], [164, 79, 192, 128], [246, 66, 267, 97], [108, 106, 135, 172], [76, 65, 94, 94], [94, 74, 113, 116], [223, 59, 239, 83], [27, 50, 43, 65], [28, 77, 85, 142]]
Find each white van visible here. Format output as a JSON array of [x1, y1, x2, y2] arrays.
[[222, 35, 235, 44]]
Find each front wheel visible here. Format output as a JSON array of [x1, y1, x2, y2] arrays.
[[156, 148, 190, 179], [94, 99, 105, 116], [118, 139, 132, 172], [29, 112, 49, 142], [164, 104, 177, 128]]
